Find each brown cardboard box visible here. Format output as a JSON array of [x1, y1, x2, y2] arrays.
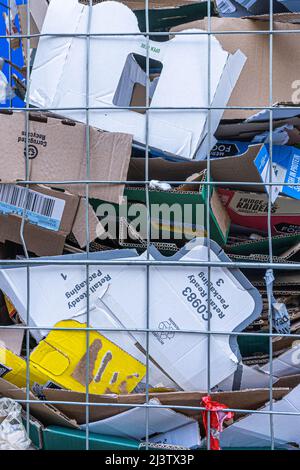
[[0, 184, 100, 256], [0, 111, 132, 204], [172, 17, 300, 121], [129, 144, 267, 191]]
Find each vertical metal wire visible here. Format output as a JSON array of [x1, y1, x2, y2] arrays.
[[18, 0, 31, 437], [84, 0, 93, 452], [267, 0, 275, 451], [144, 0, 151, 451], [206, 0, 212, 451], [7, 0, 12, 108]]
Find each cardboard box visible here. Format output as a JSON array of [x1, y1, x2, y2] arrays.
[[172, 16, 300, 121], [0, 184, 100, 256], [0, 240, 262, 390], [91, 169, 231, 247], [28, 0, 246, 160], [0, 111, 132, 204], [218, 187, 300, 236], [211, 142, 300, 201], [43, 425, 140, 450], [129, 144, 280, 201], [225, 233, 300, 257]]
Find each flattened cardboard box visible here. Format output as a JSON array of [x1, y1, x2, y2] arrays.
[[0, 377, 78, 429], [43, 387, 290, 424], [172, 17, 300, 121], [0, 111, 132, 204], [0, 184, 99, 256]]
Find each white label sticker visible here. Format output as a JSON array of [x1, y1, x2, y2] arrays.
[[0, 185, 65, 231]]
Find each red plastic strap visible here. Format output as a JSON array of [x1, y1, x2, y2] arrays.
[[201, 395, 234, 451]]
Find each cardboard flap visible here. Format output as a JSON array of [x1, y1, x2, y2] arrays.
[[246, 12, 300, 23], [72, 199, 103, 248], [0, 378, 78, 429], [0, 112, 132, 204], [0, 328, 24, 356], [172, 17, 300, 120], [129, 144, 265, 190]]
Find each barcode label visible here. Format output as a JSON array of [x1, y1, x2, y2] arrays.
[[0, 185, 65, 232], [216, 0, 237, 14]]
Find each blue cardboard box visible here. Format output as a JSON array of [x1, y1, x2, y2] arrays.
[[211, 141, 300, 201]]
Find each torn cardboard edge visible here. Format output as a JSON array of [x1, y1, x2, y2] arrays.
[[0, 377, 78, 429]]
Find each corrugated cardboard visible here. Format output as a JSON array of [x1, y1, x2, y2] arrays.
[[216, 115, 300, 142], [0, 184, 100, 256], [172, 17, 300, 121], [43, 387, 290, 424], [0, 377, 78, 429], [0, 111, 132, 204], [91, 169, 231, 247], [129, 144, 273, 192]]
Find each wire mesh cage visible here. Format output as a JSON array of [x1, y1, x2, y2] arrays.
[[0, 0, 300, 452]]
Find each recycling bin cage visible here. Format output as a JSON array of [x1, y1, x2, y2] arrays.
[[0, 0, 299, 451]]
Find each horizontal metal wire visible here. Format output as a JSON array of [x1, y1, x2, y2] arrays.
[[9, 398, 300, 418], [1, 105, 299, 111], [4, 180, 300, 188], [2, 29, 300, 40], [0, 323, 299, 339], [0, 258, 298, 270]]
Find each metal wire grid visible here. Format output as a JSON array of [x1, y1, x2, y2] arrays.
[[0, 0, 299, 451]]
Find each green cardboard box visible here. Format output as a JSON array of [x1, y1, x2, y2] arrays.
[[91, 170, 231, 248], [42, 426, 140, 451]]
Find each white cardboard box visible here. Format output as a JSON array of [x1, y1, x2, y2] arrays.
[[28, 0, 246, 160]]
